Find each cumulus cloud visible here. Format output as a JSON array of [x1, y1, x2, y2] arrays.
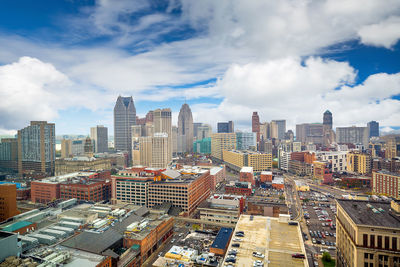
[[191, 57, 400, 132], [0, 57, 110, 132], [358, 16, 400, 48]]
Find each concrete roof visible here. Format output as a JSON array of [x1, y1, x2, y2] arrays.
[[240, 167, 253, 173]]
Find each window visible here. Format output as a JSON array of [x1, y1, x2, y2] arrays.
[[378, 236, 382, 249], [385, 236, 389, 249], [364, 234, 368, 246], [394, 237, 398, 250], [370, 235, 375, 248]]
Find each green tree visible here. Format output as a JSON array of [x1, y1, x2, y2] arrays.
[[322, 252, 331, 262]]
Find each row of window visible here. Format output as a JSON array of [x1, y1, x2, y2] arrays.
[[363, 234, 398, 250]]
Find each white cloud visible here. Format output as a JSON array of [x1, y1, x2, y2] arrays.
[[191, 57, 400, 132], [358, 16, 400, 49], [0, 57, 111, 131]]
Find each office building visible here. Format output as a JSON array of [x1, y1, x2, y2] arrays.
[[177, 103, 194, 153], [0, 184, 20, 221], [225, 181, 252, 196], [372, 171, 400, 199], [217, 121, 234, 133], [336, 199, 400, 267], [296, 123, 324, 144], [347, 152, 372, 174], [223, 214, 307, 266], [193, 137, 211, 154], [223, 150, 272, 172], [59, 179, 111, 203], [271, 120, 286, 139], [322, 110, 335, 145], [0, 138, 18, 171], [196, 124, 212, 140], [198, 194, 245, 225], [90, 125, 108, 153], [240, 167, 254, 185], [236, 132, 256, 150], [259, 122, 270, 140], [0, 231, 21, 262], [367, 121, 379, 137], [252, 112, 260, 142], [278, 150, 291, 171], [139, 133, 170, 168], [55, 157, 111, 175], [211, 133, 236, 160], [113, 96, 136, 153], [18, 121, 55, 176], [193, 122, 202, 140], [314, 151, 348, 173], [153, 108, 172, 161], [336, 126, 369, 146], [172, 125, 178, 155]]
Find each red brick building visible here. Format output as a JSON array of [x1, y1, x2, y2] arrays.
[[60, 179, 111, 202], [372, 171, 400, 199], [252, 111, 260, 143], [0, 184, 20, 221], [240, 167, 255, 186], [260, 171, 273, 183], [225, 182, 252, 196]]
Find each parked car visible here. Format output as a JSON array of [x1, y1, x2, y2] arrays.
[[292, 253, 305, 259], [232, 243, 240, 248], [252, 252, 265, 258]]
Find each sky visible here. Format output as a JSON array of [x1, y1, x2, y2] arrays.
[[0, 0, 400, 136]]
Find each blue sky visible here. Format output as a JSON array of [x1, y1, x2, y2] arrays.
[[0, 0, 400, 136]]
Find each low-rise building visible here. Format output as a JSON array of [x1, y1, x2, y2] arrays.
[[347, 152, 372, 174], [223, 150, 272, 172], [0, 184, 20, 221], [223, 215, 308, 266], [55, 157, 111, 175], [197, 194, 245, 225], [225, 181, 252, 196], [260, 171, 273, 183], [240, 166, 254, 185], [272, 177, 285, 190], [336, 199, 400, 267]]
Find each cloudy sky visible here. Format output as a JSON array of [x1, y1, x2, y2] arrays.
[[0, 0, 400, 136]]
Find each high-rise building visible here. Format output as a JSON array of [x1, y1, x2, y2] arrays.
[[113, 96, 136, 153], [236, 132, 256, 150], [217, 121, 234, 133], [61, 139, 71, 158], [90, 125, 108, 153], [0, 184, 20, 221], [271, 120, 286, 139], [211, 133, 236, 160], [296, 123, 324, 144], [336, 199, 400, 267], [336, 126, 369, 146], [153, 108, 172, 161], [18, 121, 55, 176], [223, 150, 272, 172], [323, 110, 335, 146], [83, 137, 94, 156], [259, 122, 270, 140], [252, 112, 260, 142], [368, 121, 380, 137], [193, 137, 211, 154], [0, 138, 18, 171], [177, 103, 194, 153], [172, 125, 178, 155], [193, 122, 202, 140], [139, 133, 169, 168], [197, 124, 212, 140], [347, 152, 372, 174], [323, 110, 332, 130], [372, 171, 400, 199]]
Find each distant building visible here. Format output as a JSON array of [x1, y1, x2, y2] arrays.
[[225, 181, 252, 196], [114, 96, 136, 154], [55, 157, 111, 175], [236, 132, 256, 150], [223, 150, 272, 172], [336, 126, 369, 146], [367, 120, 380, 137], [198, 194, 245, 225], [217, 121, 234, 133], [0, 138, 18, 171], [270, 120, 286, 139], [239, 167, 254, 185], [153, 108, 172, 162], [90, 125, 108, 153], [18, 121, 55, 176], [211, 133, 236, 160], [296, 123, 324, 144], [0, 184, 20, 221], [336, 199, 400, 267], [252, 112, 260, 142], [177, 103, 194, 153], [196, 124, 212, 140], [139, 133, 170, 168], [323, 110, 335, 146], [193, 137, 211, 154]]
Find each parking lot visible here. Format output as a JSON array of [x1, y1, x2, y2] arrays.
[[299, 190, 337, 257]]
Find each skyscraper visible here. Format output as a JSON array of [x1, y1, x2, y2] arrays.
[[90, 125, 108, 153], [18, 121, 55, 176], [336, 126, 369, 146], [323, 110, 335, 146], [113, 96, 136, 152], [153, 108, 172, 161], [217, 121, 234, 133], [323, 110, 333, 130], [252, 112, 260, 142], [139, 133, 169, 168], [367, 121, 379, 137], [178, 103, 194, 153], [271, 120, 286, 139]]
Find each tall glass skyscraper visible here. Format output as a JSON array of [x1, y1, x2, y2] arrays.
[[113, 96, 136, 152], [178, 103, 194, 153]]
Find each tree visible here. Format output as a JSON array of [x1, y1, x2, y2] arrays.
[[322, 252, 332, 262]]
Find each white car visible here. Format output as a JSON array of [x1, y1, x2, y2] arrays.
[[253, 260, 264, 266], [233, 238, 242, 242], [252, 252, 265, 258]]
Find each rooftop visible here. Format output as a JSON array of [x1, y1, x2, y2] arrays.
[[224, 215, 306, 267], [374, 170, 400, 177], [337, 199, 400, 229], [1, 221, 33, 232], [240, 167, 253, 173], [210, 227, 232, 249], [33, 172, 96, 184]]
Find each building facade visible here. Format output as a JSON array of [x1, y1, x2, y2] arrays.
[[55, 157, 111, 175], [0, 138, 18, 171], [236, 132, 256, 150], [223, 150, 272, 172], [347, 152, 372, 174], [18, 121, 55, 176], [271, 120, 286, 140], [211, 133, 236, 160], [193, 137, 211, 154], [368, 121, 380, 138], [372, 171, 400, 199], [217, 121, 234, 133], [0, 184, 20, 221], [153, 108, 172, 162], [336, 199, 400, 267], [336, 126, 369, 146], [252, 112, 260, 143], [90, 125, 108, 153]]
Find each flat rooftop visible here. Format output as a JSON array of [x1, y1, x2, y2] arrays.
[[224, 215, 307, 267], [337, 200, 400, 229], [240, 167, 253, 173]]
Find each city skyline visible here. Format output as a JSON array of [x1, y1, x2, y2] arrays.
[[0, 1, 400, 136]]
